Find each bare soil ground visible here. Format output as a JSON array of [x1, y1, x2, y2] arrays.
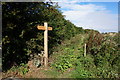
[[2, 60, 49, 79], [23, 67, 47, 78]]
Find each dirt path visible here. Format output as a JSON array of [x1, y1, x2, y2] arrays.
[[2, 67, 49, 78], [2, 60, 49, 78], [23, 67, 47, 78]]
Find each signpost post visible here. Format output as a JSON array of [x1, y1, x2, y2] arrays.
[[37, 22, 52, 67]]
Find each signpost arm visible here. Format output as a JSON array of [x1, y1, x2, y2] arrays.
[[44, 22, 48, 67]]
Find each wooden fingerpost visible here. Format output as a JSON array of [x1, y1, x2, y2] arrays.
[[37, 22, 53, 68], [44, 22, 48, 67]]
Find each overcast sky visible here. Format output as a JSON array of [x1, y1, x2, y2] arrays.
[[57, 0, 119, 33]]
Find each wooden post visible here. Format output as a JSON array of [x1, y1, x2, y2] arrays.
[[37, 22, 52, 68], [84, 43, 86, 57], [44, 22, 48, 67]]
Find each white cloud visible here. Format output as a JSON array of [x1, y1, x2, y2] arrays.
[[52, 0, 119, 2], [58, 1, 118, 32]]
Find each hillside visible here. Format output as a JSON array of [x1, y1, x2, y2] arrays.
[[46, 32, 119, 78], [1, 2, 120, 79], [2, 32, 120, 78]]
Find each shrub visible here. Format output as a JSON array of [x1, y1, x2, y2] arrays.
[[86, 31, 103, 55]]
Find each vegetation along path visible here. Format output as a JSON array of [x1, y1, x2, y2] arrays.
[[2, 33, 120, 78], [2, 2, 120, 79]]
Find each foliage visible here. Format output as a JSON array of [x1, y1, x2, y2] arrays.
[[85, 32, 119, 78], [84, 29, 99, 34], [2, 2, 84, 71], [113, 33, 120, 45], [9, 63, 29, 75], [71, 67, 93, 78], [19, 63, 29, 75], [2, 2, 119, 78], [50, 33, 119, 78], [86, 31, 103, 55], [52, 48, 75, 72]]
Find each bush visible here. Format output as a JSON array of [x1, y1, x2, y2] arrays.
[[85, 32, 119, 78], [2, 2, 85, 71], [86, 31, 103, 55]]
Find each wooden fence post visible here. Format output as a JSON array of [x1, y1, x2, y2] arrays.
[[84, 43, 86, 57]]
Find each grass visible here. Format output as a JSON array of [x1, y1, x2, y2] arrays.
[[45, 34, 89, 78], [2, 33, 119, 78], [44, 33, 119, 78]]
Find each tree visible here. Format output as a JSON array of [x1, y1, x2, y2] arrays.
[[2, 2, 84, 71]]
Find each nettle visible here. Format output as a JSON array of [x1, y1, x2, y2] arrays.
[[52, 48, 76, 72]]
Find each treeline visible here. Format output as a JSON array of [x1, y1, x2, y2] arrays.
[[2, 2, 84, 71]]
